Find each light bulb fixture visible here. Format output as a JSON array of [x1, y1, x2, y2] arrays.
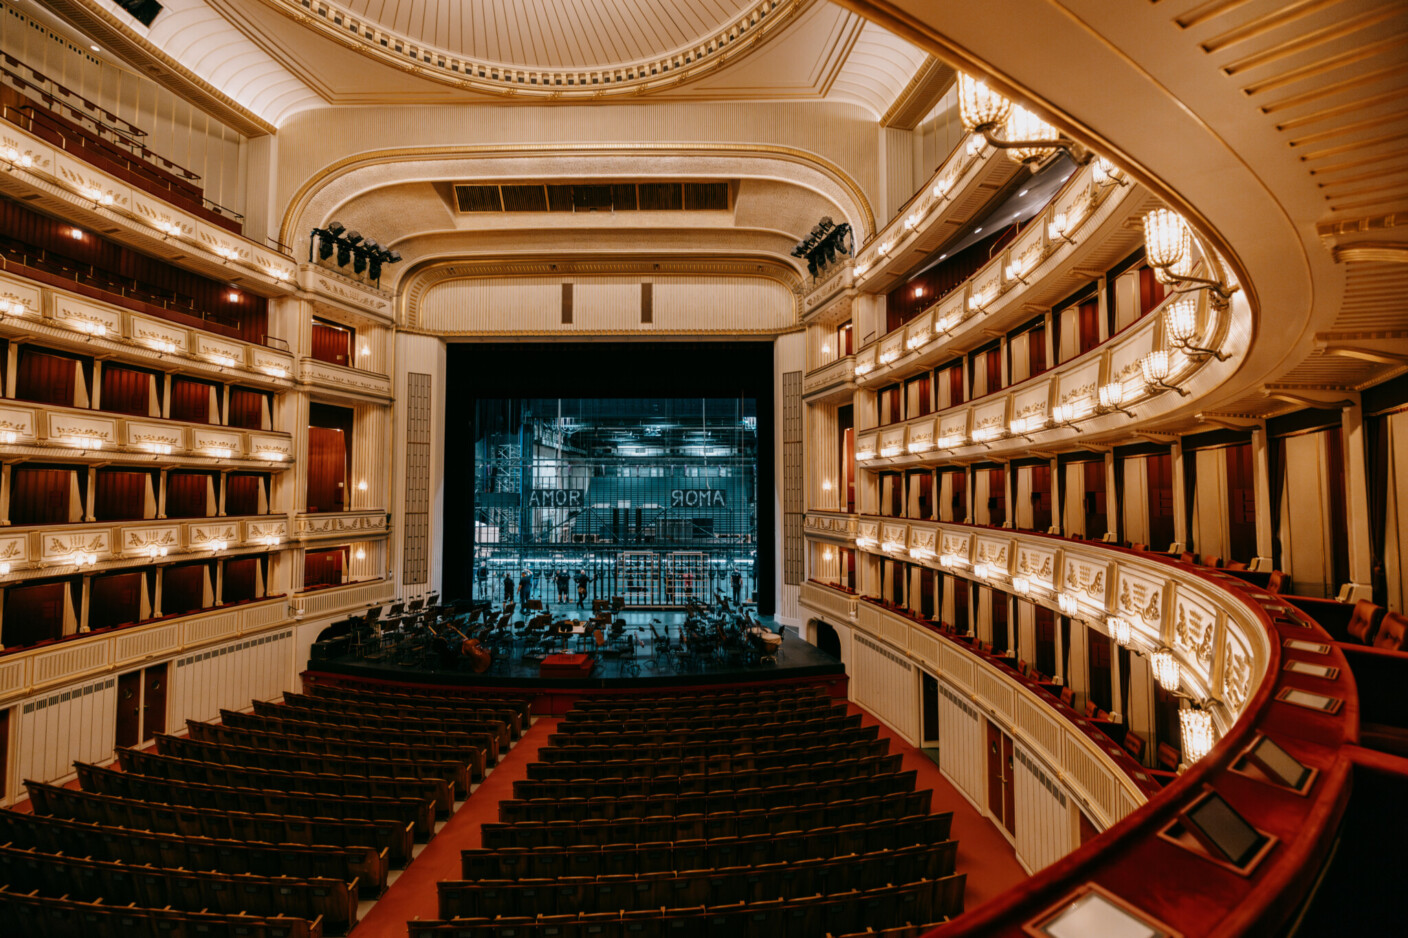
[[1058, 592, 1079, 618], [208, 445, 233, 459], [1098, 380, 1134, 417], [1164, 296, 1229, 362], [1092, 157, 1128, 187], [957, 73, 1090, 169], [0, 562, 10, 575], [355, 548, 367, 561], [821, 343, 833, 357], [854, 361, 873, 377], [257, 450, 287, 462], [263, 365, 288, 379], [1180, 706, 1215, 764], [142, 442, 173, 456], [1048, 210, 1075, 245], [210, 353, 237, 369], [854, 262, 869, 279], [879, 443, 903, 458], [935, 314, 956, 335], [1140, 351, 1189, 397], [823, 548, 835, 562], [907, 440, 933, 454], [1152, 648, 1181, 692], [879, 348, 899, 364], [2, 146, 33, 169], [904, 213, 921, 231], [856, 535, 877, 549], [968, 290, 988, 313], [932, 177, 953, 200], [357, 480, 368, 492], [262, 536, 281, 548], [0, 431, 16, 444], [1012, 575, 1030, 595], [1142, 209, 1237, 309], [909, 546, 935, 561], [145, 545, 169, 560], [821, 479, 833, 492], [1004, 260, 1029, 286], [856, 448, 876, 461], [209, 540, 227, 553], [147, 338, 178, 355], [1109, 616, 1132, 647]]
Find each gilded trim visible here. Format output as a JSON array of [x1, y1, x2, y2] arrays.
[[278, 143, 877, 246]]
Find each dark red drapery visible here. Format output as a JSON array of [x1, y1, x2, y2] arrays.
[[89, 572, 144, 630], [100, 365, 153, 417], [161, 563, 208, 616], [303, 548, 344, 589], [15, 348, 78, 406], [94, 470, 148, 521], [306, 427, 347, 512], [165, 471, 212, 518], [227, 387, 266, 430], [9, 467, 73, 525], [2, 581, 66, 647]]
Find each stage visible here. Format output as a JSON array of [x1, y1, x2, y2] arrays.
[[307, 608, 845, 694]]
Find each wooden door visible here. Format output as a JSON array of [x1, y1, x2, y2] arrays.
[[1002, 733, 1016, 836], [115, 670, 141, 749], [986, 719, 1004, 821], [142, 663, 168, 740], [921, 673, 939, 746]]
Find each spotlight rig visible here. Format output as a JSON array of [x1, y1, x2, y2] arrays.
[[790, 216, 853, 278], [310, 221, 402, 286]]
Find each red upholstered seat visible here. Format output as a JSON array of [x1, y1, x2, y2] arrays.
[[1157, 742, 1181, 771], [1346, 600, 1387, 644], [1179, 552, 1195, 564], [1266, 570, 1286, 594], [1373, 611, 1408, 651], [1226, 560, 1248, 571], [1124, 733, 1145, 761], [1202, 556, 1221, 569], [1084, 699, 1099, 718], [1059, 686, 1075, 708]]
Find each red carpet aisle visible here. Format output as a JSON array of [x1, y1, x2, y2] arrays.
[[847, 704, 1028, 911], [349, 716, 562, 938]]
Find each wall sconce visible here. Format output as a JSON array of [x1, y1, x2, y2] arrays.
[[145, 545, 169, 560], [257, 450, 287, 462], [1092, 157, 1128, 187], [262, 536, 281, 548], [854, 262, 869, 279], [147, 338, 178, 355], [1057, 592, 1079, 618], [1165, 296, 1228, 362], [1098, 380, 1134, 417], [1152, 648, 1181, 692], [1012, 575, 1030, 595], [209, 539, 227, 553], [823, 548, 835, 562], [910, 547, 935, 561], [958, 73, 1091, 168], [355, 547, 367, 561], [1048, 210, 1075, 245], [1109, 616, 1132, 647], [0, 431, 16, 444], [1004, 260, 1029, 286], [85, 187, 114, 207], [856, 535, 877, 549], [821, 479, 833, 492], [1143, 208, 1237, 309], [3, 146, 33, 169], [0, 562, 10, 575], [0, 298, 29, 317], [932, 176, 953, 200], [207, 445, 233, 459], [357, 480, 368, 492], [821, 342, 833, 357], [854, 361, 874, 377], [1140, 351, 1189, 397], [856, 448, 876, 461], [263, 365, 288, 379]]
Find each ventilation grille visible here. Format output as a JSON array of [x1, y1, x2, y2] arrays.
[[403, 372, 433, 586], [453, 181, 730, 214], [175, 630, 291, 667], [856, 633, 912, 671], [21, 676, 114, 714], [940, 682, 978, 721]]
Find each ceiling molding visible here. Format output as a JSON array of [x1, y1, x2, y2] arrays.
[[38, 0, 277, 136], [880, 55, 956, 129], [277, 143, 878, 249], [247, 0, 811, 100]]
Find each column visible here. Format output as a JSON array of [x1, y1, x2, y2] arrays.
[[1170, 439, 1188, 552], [1251, 424, 1275, 568], [1341, 402, 1374, 600]]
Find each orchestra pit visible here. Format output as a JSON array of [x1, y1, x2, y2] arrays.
[[0, 1, 1404, 936]]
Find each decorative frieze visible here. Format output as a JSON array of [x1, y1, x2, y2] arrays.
[[1172, 587, 1221, 686]]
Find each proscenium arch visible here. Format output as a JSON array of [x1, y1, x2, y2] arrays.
[[277, 143, 878, 263]]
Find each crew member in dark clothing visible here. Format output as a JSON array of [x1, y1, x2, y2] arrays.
[[519, 572, 532, 606], [502, 574, 514, 603], [575, 570, 592, 608], [555, 570, 570, 604], [731, 570, 744, 604]]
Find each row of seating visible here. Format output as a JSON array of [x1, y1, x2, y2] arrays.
[[220, 710, 497, 776], [557, 697, 836, 724], [0, 809, 387, 896], [0, 884, 320, 938], [174, 724, 473, 798], [510, 753, 904, 800], [118, 744, 445, 826], [462, 813, 953, 880], [482, 790, 932, 849], [1290, 597, 1408, 651], [547, 714, 864, 748], [408, 875, 965, 938], [78, 760, 435, 841], [499, 772, 918, 823], [541, 725, 880, 762], [304, 682, 534, 723], [566, 687, 830, 710], [526, 738, 890, 779], [265, 695, 516, 745], [0, 843, 357, 934], [551, 710, 854, 737], [25, 779, 415, 867], [439, 841, 958, 918]]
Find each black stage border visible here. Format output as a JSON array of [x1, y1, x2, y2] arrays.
[[442, 341, 777, 615]]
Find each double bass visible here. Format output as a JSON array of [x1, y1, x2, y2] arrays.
[[444, 618, 492, 674]]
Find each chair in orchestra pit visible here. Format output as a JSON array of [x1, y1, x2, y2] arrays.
[[647, 619, 674, 659]]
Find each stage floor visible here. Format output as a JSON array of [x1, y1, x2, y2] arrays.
[[310, 608, 844, 689]]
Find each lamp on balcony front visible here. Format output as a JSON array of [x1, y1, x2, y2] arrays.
[[958, 73, 1091, 169], [1165, 296, 1229, 362], [1152, 648, 1181, 693], [1140, 351, 1188, 397], [1142, 208, 1237, 309], [1180, 705, 1216, 764]]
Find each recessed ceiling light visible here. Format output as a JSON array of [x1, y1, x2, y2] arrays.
[[1013, 212, 1021, 218], [974, 227, 983, 233], [1019, 189, 1028, 196], [90, 45, 100, 52], [939, 254, 947, 260]]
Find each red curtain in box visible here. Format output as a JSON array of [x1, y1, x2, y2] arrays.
[[89, 572, 144, 630], [223, 557, 261, 603], [100, 365, 153, 417], [1077, 300, 1101, 355], [947, 364, 965, 407], [9, 467, 73, 525], [1139, 266, 1171, 316], [306, 427, 347, 512], [311, 322, 351, 367], [985, 347, 1003, 394], [225, 473, 264, 516], [1147, 453, 1176, 551], [165, 471, 212, 518], [94, 470, 148, 521], [2, 581, 66, 647], [162, 563, 208, 616], [304, 548, 344, 588], [1028, 324, 1047, 377], [1083, 460, 1108, 538], [227, 387, 266, 430], [16, 348, 77, 406], [170, 377, 216, 423], [986, 468, 1006, 526]]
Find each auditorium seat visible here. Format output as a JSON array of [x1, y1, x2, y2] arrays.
[[1373, 611, 1408, 651]]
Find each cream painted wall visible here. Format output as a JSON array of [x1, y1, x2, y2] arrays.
[[391, 333, 448, 601], [775, 331, 805, 626]]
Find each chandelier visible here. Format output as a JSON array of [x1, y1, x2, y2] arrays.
[[957, 73, 1091, 169], [1142, 208, 1237, 308]]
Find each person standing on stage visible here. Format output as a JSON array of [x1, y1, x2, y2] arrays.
[[575, 569, 592, 608], [731, 569, 743, 604], [502, 573, 514, 603], [519, 570, 532, 606], [555, 569, 570, 604]]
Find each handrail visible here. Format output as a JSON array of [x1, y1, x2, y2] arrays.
[[800, 522, 1356, 935]]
